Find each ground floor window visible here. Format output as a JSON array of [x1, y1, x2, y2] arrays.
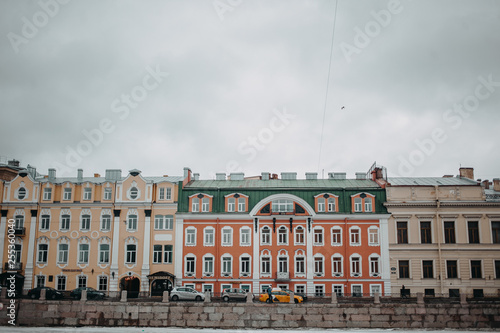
[[261, 284, 271, 293], [314, 285, 324, 297], [56, 276, 66, 291], [98, 276, 108, 291], [203, 284, 213, 293], [370, 284, 381, 296], [352, 285, 362, 297], [333, 285, 343, 297], [36, 275, 45, 288], [78, 276, 87, 288], [221, 284, 232, 293], [295, 285, 305, 295]]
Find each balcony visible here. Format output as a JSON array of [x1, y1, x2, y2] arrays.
[[276, 271, 290, 281], [14, 227, 26, 236], [4, 262, 23, 271]]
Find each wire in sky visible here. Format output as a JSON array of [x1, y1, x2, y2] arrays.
[[317, 0, 339, 175]]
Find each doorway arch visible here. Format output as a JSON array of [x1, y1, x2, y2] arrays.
[[120, 276, 140, 298]]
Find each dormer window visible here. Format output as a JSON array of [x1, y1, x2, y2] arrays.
[[190, 193, 212, 213], [351, 193, 375, 213], [315, 193, 338, 213], [225, 193, 248, 213]]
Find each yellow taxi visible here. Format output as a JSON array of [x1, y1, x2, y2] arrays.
[[259, 288, 303, 303]]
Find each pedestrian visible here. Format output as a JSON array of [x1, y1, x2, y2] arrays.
[[401, 285, 407, 299], [267, 286, 273, 303]]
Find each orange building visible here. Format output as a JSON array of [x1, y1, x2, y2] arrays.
[[175, 169, 391, 297]]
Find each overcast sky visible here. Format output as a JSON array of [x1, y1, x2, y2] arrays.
[[1, 0, 499, 181]]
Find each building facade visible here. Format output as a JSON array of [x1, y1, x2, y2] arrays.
[[385, 168, 500, 297], [175, 168, 391, 297], [0, 162, 182, 297]]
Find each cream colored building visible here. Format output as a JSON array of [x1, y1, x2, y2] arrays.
[[384, 168, 500, 297]]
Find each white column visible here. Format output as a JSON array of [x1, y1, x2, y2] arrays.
[[0, 212, 7, 274], [141, 210, 151, 294], [379, 218, 391, 296], [306, 218, 314, 295], [109, 210, 121, 292], [173, 217, 184, 287], [24, 210, 37, 291], [252, 218, 260, 293]]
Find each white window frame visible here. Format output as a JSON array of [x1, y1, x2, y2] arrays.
[[350, 254, 362, 277], [127, 214, 138, 231], [364, 197, 373, 212], [294, 226, 305, 245], [331, 226, 343, 246], [295, 255, 305, 276], [240, 255, 251, 276], [101, 214, 111, 231], [60, 214, 70, 231], [313, 227, 324, 246], [227, 197, 235, 212], [125, 244, 137, 264], [203, 227, 214, 246], [163, 245, 173, 264], [368, 226, 379, 246], [314, 254, 324, 277], [332, 254, 344, 277], [159, 187, 165, 200], [37, 243, 48, 264], [349, 226, 361, 246], [99, 243, 110, 264], [240, 227, 251, 246], [186, 227, 197, 246], [40, 214, 50, 231], [191, 198, 199, 212], [354, 197, 362, 212], [78, 243, 89, 264], [83, 187, 92, 200], [222, 227, 233, 246], [43, 187, 52, 201], [203, 254, 214, 276], [153, 245, 162, 264], [317, 197, 325, 212], [237, 197, 246, 212], [185, 255, 196, 276], [260, 254, 271, 277], [369, 254, 381, 277], [201, 198, 210, 212], [221, 254, 233, 276], [81, 214, 91, 231], [261, 226, 271, 245], [103, 187, 112, 200], [63, 188, 72, 201], [58, 243, 68, 264], [278, 226, 288, 245]]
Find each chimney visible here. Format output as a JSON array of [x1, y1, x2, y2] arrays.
[[77, 169, 83, 181], [193, 173, 200, 181], [105, 169, 122, 181], [8, 159, 20, 167], [356, 172, 367, 180], [493, 178, 500, 192], [482, 180, 490, 189], [229, 173, 244, 181], [48, 168, 56, 181], [94, 173, 100, 178], [459, 167, 474, 180], [27, 165, 36, 179], [182, 167, 192, 187], [261, 172, 270, 181], [216, 173, 226, 181], [329, 172, 346, 180], [305, 172, 317, 180], [281, 172, 297, 180]]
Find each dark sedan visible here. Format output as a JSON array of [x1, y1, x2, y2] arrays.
[[27, 287, 63, 300], [70, 287, 106, 300]]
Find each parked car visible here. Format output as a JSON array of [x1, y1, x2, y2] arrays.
[[221, 288, 252, 302], [259, 288, 303, 304], [283, 288, 307, 302], [27, 287, 63, 300], [70, 287, 105, 300], [169, 287, 205, 301]]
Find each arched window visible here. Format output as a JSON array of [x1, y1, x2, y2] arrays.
[[278, 226, 288, 245]]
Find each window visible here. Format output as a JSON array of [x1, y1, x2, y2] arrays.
[[83, 188, 92, 200], [368, 227, 379, 245], [471, 260, 482, 279], [399, 260, 410, 278], [354, 197, 362, 212], [313, 228, 323, 245], [352, 285, 362, 297], [350, 227, 360, 246], [351, 256, 361, 276], [101, 215, 111, 231], [228, 198, 235, 212], [332, 256, 343, 276], [153, 245, 162, 263], [15, 215, 24, 229], [278, 227, 288, 245], [222, 228, 232, 246], [332, 227, 342, 246], [278, 257, 288, 273], [165, 188, 172, 200], [126, 244, 137, 264], [61, 214, 70, 230], [37, 275, 45, 288], [43, 188, 52, 200], [129, 187, 138, 199], [327, 197, 336, 212], [240, 228, 251, 246], [98, 276, 108, 291], [57, 276, 66, 291], [495, 260, 500, 279], [186, 228, 196, 246], [79, 244, 89, 264], [468, 222, 479, 244], [420, 221, 432, 244], [370, 256, 380, 276], [99, 244, 110, 264], [315, 285, 324, 297], [447, 260, 458, 278], [295, 256, 305, 274], [164, 245, 173, 264], [272, 199, 293, 213], [191, 198, 199, 212], [492, 222, 500, 243], [295, 226, 305, 245], [63, 188, 72, 200], [296, 285, 306, 295], [201, 198, 209, 212], [222, 256, 232, 275], [17, 187, 26, 200], [241, 256, 250, 275], [314, 256, 324, 276], [444, 222, 456, 244], [154, 215, 173, 230], [58, 244, 68, 264], [397, 222, 408, 244], [81, 214, 90, 231], [204, 228, 214, 246], [364, 197, 372, 212], [41, 215, 50, 230], [261, 257, 270, 274], [159, 188, 165, 200], [103, 188, 112, 200], [127, 214, 137, 231], [203, 256, 213, 276], [333, 285, 343, 297], [37, 244, 48, 263], [78, 275, 87, 288], [261, 227, 271, 245], [237, 197, 246, 211], [318, 198, 325, 212], [14, 244, 21, 263], [422, 260, 433, 278]]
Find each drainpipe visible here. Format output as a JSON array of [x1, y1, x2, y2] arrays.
[[435, 185, 444, 295]]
